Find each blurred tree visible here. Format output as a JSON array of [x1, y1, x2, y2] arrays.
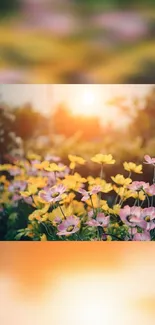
[[0, 104, 20, 163], [130, 87, 155, 147], [0, 0, 19, 16], [51, 103, 102, 140], [13, 103, 48, 141], [125, 61, 155, 84]]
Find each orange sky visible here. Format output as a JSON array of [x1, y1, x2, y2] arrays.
[[0, 84, 153, 126], [0, 243, 155, 325]]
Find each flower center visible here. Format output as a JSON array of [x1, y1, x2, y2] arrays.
[[67, 225, 74, 232], [127, 214, 135, 223], [145, 215, 150, 222], [52, 192, 59, 198]]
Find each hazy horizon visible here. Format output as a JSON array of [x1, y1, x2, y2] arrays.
[[0, 84, 153, 126]]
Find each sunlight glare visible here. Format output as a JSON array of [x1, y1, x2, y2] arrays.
[[71, 86, 101, 117], [46, 273, 132, 325]]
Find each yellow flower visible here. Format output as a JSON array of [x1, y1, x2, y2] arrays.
[[61, 173, 86, 191], [40, 234, 47, 241], [41, 213, 49, 222], [0, 175, 7, 183], [123, 162, 142, 174], [28, 211, 42, 221], [0, 191, 10, 204], [111, 174, 132, 186], [73, 173, 87, 183], [28, 177, 47, 189], [28, 204, 50, 221], [47, 207, 62, 222], [101, 200, 109, 211], [108, 204, 121, 215], [113, 185, 134, 199], [14, 174, 27, 181], [0, 164, 13, 171], [101, 182, 113, 193], [0, 175, 10, 187], [72, 200, 86, 216], [45, 163, 66, 172], [132, 190, 146, 201], [27, 152, 41, 161], [34, 161, 49, 170], [61, 192, 75, 204], [48, 205, 72, 223], [68, 154, 86, 169], [91, 154, 115, 165], [33, 195, 50, 208], [88, 177, 106, 188], [20, 184, 38, 197], [16, 160, 30, 169], [86, 194, 107, 209], [87, 176, 95, 185]]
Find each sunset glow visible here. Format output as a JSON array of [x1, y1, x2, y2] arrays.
[[1, 84, 153, 126], [0, 243, 155, 325], [70, 86, 100, 117]]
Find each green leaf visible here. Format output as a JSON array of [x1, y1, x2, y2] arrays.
[[15, 231, 25, 240]]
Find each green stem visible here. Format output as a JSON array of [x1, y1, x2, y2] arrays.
[[100, 163, 104, 179], [90, 195, 96, 216], [146, 194, 150, 207], [151, 195, 154, 207], [59, 205, 66, 219], [41, 223, 54, 239]]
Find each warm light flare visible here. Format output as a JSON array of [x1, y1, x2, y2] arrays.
[[70, 86, 101, 117], [0, 244, 155, 325]]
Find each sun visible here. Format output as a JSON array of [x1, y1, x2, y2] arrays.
[[70, 86, 100, 117]]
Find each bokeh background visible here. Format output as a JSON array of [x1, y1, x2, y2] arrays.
[[0, 242, 155, 324], [0, 1, 155, 83]]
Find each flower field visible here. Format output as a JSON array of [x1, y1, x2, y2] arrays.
[[1, 152, 155, 241]]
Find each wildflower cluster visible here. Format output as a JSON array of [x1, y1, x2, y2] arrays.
[[0, 153, 155, 241]]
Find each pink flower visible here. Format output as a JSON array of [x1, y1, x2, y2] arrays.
[[144, 155, 155, 166], [39, 184, 66, 203], [31, 159, 40, 166], [26, 163, 38, 176], [23, 196, 33, 205], [128, 227, 137, 235], [9, 167, 21, 176], [86, 212, 110, 227], [128, 181, 149, 192], [57, 216, 80, 236], [133, 231, 151, 241], [41, 171, 56, 186], [141, 207, 155, 231], [56, 164, 70, 179], [9, 181, 27, 193], [79, 185, 101, 201], [119, 205, 146, 228], [146, 184, 155, 196], [53, 216, 62, 224], [44, 154, 60, 162], [78, 189, 90, 201], [12, 194, 22, 202]]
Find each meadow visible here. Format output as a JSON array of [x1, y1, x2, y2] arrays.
[[0, 85, 155, 241]]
